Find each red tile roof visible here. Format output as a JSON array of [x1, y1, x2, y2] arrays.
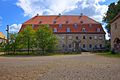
[[20, 15, 105, 34]]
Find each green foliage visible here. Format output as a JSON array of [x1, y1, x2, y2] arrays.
[[103, 0, 120, 33], [36, 24, 57, 54], [3, 24, 57, 55]]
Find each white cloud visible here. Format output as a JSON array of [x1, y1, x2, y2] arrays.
[[9, 24, 22, 33], [0, 16, 2, 26], [16, 0, 109, 39], [16, 0, 108, 22]]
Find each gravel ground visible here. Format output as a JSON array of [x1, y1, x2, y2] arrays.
[[0, 53, 120, 80]]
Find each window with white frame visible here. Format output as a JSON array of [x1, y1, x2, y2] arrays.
[[59, 24, 62, 28], [94, 36, 97, 39], [97, 28, 101, 32], [53, 28, 57, 32], [67, 28, 71, 32], [82, 28, 86, 32], [74, 23, 78, 29]]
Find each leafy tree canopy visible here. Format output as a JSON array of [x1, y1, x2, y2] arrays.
[[103, 0, 120, 33]]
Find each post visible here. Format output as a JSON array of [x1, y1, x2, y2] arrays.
[[6, 25, 10, 54]]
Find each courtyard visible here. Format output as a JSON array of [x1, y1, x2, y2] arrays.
[[0, 52, 120, 80]]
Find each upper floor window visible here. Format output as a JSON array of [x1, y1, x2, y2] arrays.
[[53, 28, 57, 32], [83, 44, 85, 48], [89, 36, 92, 39], [32, 24, 35, 28], [97, 28, 101, 32], [67, 28, 70, 32], [89, 44, 92, 48], [94, 36, 97, 39], [74, 23, 78, 29], [76, 36, 78, 40], [69, 36, 72, 39], [82, 28, 86, 32], [99, 36, 102, 40], [83, 36, 86, 39], [53, 19, 57, 24], [89, 24, 92, 27], [59, 24, 62, 28]]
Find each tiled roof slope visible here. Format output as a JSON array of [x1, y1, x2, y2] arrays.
[[20, 15, 105, 34]]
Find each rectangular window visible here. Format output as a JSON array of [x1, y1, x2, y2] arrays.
[[67, 28, 70, 32], [82, 28, 86, 32], [74, 24, 78, 29], [83, 44, 85, 48], [89, 24, 92, 27], [83, 36, 86, 39], [89, 36, 92, 39], [94, 36, 97, 39], [53, 28, 57, 32], [97, 28, 101, 32], [59, 24, 62, 28], [89, 44, 92, 48]]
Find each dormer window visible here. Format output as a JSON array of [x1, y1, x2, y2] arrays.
[[66, 20, 69, 24], [39, 20, 42, 24], [67, 28, 70, 32], [97, 28, 101, 32], [53, 28, 57, 32], [89, 24, 92, 27], [53, 19, 57, 24], [59, 24, 62, 28], [32, 24, 35, 28], [74, 24, 78, 29], [80, 21, 83, 24], [82, 28, 86, 32]]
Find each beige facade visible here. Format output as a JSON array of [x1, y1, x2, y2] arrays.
[[55, 33, 105, 52], [111, 13, 120, 53]]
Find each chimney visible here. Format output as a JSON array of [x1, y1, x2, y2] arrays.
[[36, 14, 39, 16], [58, 13, 61, 17], [80, 13, 83, 17]]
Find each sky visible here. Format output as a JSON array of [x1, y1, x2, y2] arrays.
[[0, 0, 118, 39]]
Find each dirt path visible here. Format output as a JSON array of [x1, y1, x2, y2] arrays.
[[0, 53, 120, 80]]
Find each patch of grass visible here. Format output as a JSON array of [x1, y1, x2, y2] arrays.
[[97, 52, 120, 58]]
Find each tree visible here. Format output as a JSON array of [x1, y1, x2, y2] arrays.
[[36, 24, 57, 54], [103, 0, 120, 33], [17, 25, 35, 54]]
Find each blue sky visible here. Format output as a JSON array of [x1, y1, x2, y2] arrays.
[[0, 0, 118, 39]]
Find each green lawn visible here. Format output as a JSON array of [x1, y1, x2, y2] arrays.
[[97, 52, 120, 58]]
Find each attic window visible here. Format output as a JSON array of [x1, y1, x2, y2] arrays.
[[82, 28, 86, 32], [80, 21, 83, 24], [59, 24, 62, 28], [67, 28, 70, 32], [97, 28, 101, 32], [53, 19, 57, 24], [89, 24, 92, 27], [74, 24, 78, 29], [66, 20, 69, 24], [32, 24, 35, 28], [53, 28, 57, 32], [39, 21, 42, 24]]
